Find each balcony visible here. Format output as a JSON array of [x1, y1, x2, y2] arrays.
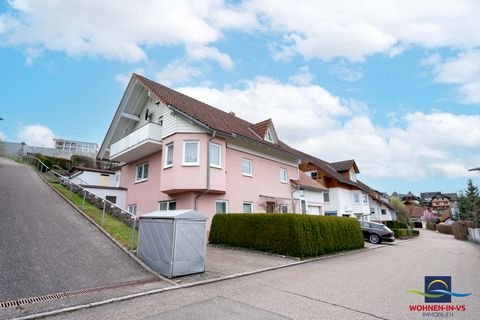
[[110, 123, 163, 162]]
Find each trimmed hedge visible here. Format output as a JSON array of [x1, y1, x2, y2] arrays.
[[386, 221, 408, 229], [391, 228, 419, 238], [452, 221, 474, 240], [209, 214, 364, 258], [426, 222, 436, 231], [436, 223, 453, 235]]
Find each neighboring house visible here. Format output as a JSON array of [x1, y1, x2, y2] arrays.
[[98, 74, 309, 229], [409, 206, 428, 227], [356, 180, 396, 222], [399, 191, 420, 207], [420, 191, 458, 214], [291, 171, 327, 215], [54, 138, 98, 158], [291, 151, 372, 219], [68, 166, 126, 209]]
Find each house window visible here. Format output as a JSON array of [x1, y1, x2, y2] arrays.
[[209, 142, 221, 168], [242, 159, 252, 176], [164, 143, 174, 168], [353, 193, 360, 204], [243, 202, 253, 213], [301, 200, 307, 214], [325, 211, 337, 216], [266, 201, 276, 213], [158, 200, 176, 211], [280, 168, 288, 183], [265, 128, 274, 143], [362, 194, 368, 204], [128, 204, 137, 216], [106, 196, 117, 204], [216, 200, 228, 214], [370, 207, 375, 215], [323, 191, 330, 203], [280, 205, 288, 213], [342, 214, 351, 217], [135, 163, 149, 182], [350, 170, 357, 182], [381, 209, 387, 215], [183, 141, 199, 165]]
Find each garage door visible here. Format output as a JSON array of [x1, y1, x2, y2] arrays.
[[307, 206, 321, 215]]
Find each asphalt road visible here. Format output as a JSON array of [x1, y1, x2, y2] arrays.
[[52, 229, 480, 320], [0, 158, 152, 301]]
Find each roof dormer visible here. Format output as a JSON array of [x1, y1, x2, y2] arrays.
[[249, 119, 278, 144]]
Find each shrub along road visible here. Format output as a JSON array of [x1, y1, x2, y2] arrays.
[[0, 158, 153, 301], [51, 230, 479, 320]]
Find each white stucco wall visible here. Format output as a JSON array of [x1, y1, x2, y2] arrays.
[[293, 189, 325, 215], [83, 187, 127, 210], [71, 171, 116, 187], [369, 195, 396, 221], [324, 188, 370, 218]]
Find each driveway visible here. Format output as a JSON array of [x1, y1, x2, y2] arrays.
[[0, 158, 152, 301], [50, 230, 480, 320]]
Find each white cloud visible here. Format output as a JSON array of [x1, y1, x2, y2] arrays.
[[177, 77, 480, 180], [433, 50, 480, 104], [289, 66, 313, 85], [0, 0, 256, 63], [329, 62, 363, 82], [186, 45, 234, 70], [245, 0, 480, 62], [17, 125, 55, 147], [154, 61, 201, 86]]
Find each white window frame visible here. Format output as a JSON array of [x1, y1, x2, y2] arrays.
[[323, 191, 330, 203], [158, 200, 177, 211], [280, 204, 288, 213], [127, 204, 137, 216], [164, 143, 174, 168], [353, 193, 361, 204], [265, 128, 275, 143], [135, 163, 149, 183], [216, 200, 229, 214], [182, 140, 200, 166], [209, 142, 221, 168], [362, 194, 368, 204], [243, 202, 253, 213], [350, 169, 357, 182], [242, 158, 253, 176], [280, 168, 288, 183]]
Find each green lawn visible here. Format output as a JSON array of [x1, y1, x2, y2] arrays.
[[51, 182, 138, 250]]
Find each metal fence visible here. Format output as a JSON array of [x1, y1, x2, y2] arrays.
[[24, 155, 138, 249]]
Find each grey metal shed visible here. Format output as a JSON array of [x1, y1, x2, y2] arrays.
[[137, 209, 208, 278]]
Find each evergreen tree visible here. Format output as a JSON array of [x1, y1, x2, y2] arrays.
[[458, 179, 480, 227]]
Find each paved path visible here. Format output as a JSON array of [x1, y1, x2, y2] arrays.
[[0, 158, 152, 301], [51, 230, 480, 320]]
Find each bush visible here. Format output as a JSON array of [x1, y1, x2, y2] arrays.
[[391, 228, 413, 238], [412, 229, 420, 236], [209, 214, 364, 258], [452, 221, 474, 240], [385, 221, 408, 229], [426, 222, 436, 231], [436, 223, 453, 235]]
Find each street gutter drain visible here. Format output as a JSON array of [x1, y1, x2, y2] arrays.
[[0, 278, 159, 309]]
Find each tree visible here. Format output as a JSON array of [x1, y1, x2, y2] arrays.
[[389, 196, 409, 225], [458, 179, 480, 227]]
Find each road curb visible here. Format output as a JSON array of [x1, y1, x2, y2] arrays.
[[13, 244, 374, 320], [35, 171, 178, 287]]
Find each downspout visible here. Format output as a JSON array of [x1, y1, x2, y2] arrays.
[[194, 130, 216, 210]]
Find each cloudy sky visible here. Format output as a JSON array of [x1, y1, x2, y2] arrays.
[[1, 0, 480, 194]]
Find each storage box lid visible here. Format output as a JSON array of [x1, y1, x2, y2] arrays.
[[140, 209, 208, 221]]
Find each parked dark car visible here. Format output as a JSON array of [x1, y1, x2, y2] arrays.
[[359, 221, 395, 244]]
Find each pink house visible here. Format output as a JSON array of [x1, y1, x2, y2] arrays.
[[98, 74, 326, 231]]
